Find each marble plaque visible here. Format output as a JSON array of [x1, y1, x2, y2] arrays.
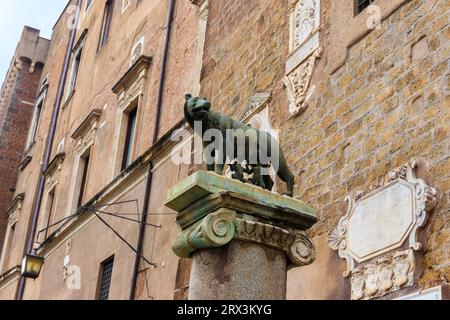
[[347, 180, 415, 262], [329, 161, 437, 277]]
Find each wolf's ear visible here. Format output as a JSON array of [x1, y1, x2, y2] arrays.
[[185, 94, 192, 101]]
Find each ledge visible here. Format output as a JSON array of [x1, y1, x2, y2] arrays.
[[43, 152, 65, 176], [0, 266, 20, 290], [165, 171, 317, 230]]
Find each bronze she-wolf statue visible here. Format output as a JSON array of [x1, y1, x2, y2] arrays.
[[184, 94, 295, 197]]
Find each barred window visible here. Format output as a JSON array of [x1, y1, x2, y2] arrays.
[[98, 257, 114, 300], [356, 0, 375, 14]]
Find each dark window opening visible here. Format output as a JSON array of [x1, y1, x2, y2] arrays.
[[98, 0, 115, 51], [98, 257, 114, 300], [121, 107, 137, 171], [28, 99, 43, 147], [68, 46, 83, 95], [44, 188, 56, 239], [356, 0, 375, 14], [77, 152, 91, 208]]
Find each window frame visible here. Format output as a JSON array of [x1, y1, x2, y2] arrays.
[[66, 30, 87, 99], [98, 0, 115, 52], [121, 105, 138, 171], [96, 255, 115, 300], [25, 88, 47, 151], [77, 148, 91, 209]]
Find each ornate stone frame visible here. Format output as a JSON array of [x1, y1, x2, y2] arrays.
[[66, 109, 102, 216], [111, 55, 151, 179], [37, 153, 66, 243], [329, 160, 437, 278], [43, 153, 66, 190], [71, 109, 102, 155]]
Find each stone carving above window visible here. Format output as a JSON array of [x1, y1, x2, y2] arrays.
[[71, 109, 102, 155], [43, 153, 65, 190], [284, 48, 322, 115], [238, 92, 272, 123], [6, 193, 24, 226], [284, 0, 322, 117], [113, 55, 152, 110]]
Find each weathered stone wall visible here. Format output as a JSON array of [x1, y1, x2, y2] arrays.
[[198, 0, 449, 299]]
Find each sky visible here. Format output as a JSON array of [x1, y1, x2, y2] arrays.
[[0, 0, 68, 82]]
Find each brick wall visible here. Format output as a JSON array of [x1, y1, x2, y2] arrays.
[[0, 58, 44, 256], [199, 0, 449, 292]]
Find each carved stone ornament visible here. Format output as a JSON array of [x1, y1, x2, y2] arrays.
[[6, 193, 25, 226], [283, 48, 322, 115], [285, 0, 321, 116], [329, 160, 437, 278], [238, 92, 272, 122], [349, 250, 414, 300], [112, 55, 152, 110], [71, 109, 102, 155], [289, 0, 320, 52], [43, 153, 65, 189]]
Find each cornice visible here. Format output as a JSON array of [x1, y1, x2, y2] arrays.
[[71, 109, 102, 140], [112, 55, 152, 94]]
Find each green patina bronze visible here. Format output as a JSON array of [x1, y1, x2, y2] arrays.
[[184, 94, 295, 197]]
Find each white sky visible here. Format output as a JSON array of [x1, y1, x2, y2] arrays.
[[0, 0, 68, 82]]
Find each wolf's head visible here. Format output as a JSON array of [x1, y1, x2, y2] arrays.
[[185, 94, 211, 121]]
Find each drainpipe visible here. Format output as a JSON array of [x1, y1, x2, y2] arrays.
[[129, 0, 176, 300], [15, 0, 82, 300]]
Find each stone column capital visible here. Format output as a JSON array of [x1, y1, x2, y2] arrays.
[[166, 171, 317, 268]]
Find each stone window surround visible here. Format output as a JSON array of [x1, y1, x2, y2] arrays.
[[66, 109, 102, 216], [37, 153, 66, 243], [24, 84, 48, 153], [64, 29, 88, 105], [328, 0, 409, 74], [111, 55, 151, 180], [0, 193, 24, 275]]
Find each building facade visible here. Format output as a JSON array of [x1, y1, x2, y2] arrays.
[[0, 0, 448, 300]]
